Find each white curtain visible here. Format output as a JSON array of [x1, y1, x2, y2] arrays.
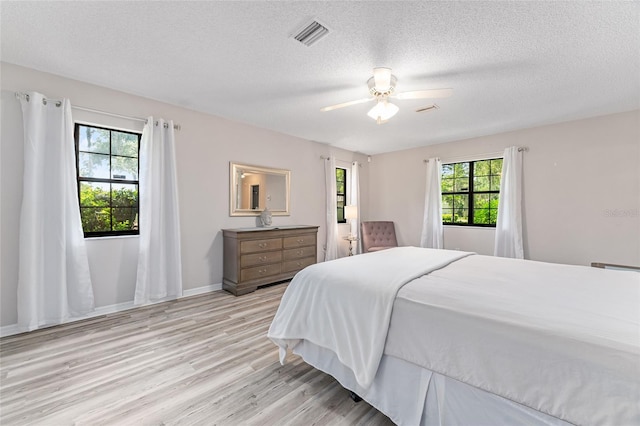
[[494, 146, 524, 258], [134, 117, 183, 304], [324, 157, 339, 261], [17, 92, 94, 331], [420, 158, 444, 248], [350, 161, 362, 254]]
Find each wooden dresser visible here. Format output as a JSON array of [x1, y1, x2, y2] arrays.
[[222, 225, 319, 296]]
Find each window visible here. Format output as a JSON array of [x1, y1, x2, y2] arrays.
[[441, 158, 503, 226], [74, 123, 141, 237], [336, 167, 347, 223]]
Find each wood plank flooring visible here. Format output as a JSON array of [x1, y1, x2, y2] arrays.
[[0, 284, 394, 425]]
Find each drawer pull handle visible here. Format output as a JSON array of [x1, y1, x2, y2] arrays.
[[297, 249, 304, 256], [296, 262, 302, 266], [258, 243, 267, 248], [259, 256, 267, 262], [259, 269, 267, 275], [297, 239, 304, 244]]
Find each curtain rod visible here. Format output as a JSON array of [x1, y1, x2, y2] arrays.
[[15, 92, 181, 130], [319, 155, 363, 166], [423, 147, 528, 163]]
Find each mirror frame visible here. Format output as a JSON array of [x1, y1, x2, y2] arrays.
[[229, 162, 291, 216]]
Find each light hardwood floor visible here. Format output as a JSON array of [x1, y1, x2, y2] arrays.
[[0, 284, 394, 425]]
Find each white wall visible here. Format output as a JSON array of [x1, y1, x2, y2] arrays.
[[0, 62, 369, 327], [368, 110, 640, 266]]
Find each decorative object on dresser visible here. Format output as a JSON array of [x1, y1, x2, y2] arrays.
[[222, 226, 319, 296], [260, 207, 273, 227]]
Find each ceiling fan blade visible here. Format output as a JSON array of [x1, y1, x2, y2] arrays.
[[320, 97, 374, 112], [394, 88, 453, 100]]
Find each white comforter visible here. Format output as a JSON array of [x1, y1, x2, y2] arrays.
[[267, 247, 471, 388], [386, 255, 640, 425]]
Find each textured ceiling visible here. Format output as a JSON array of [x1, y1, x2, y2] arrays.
[[2, 1, 639, 155]]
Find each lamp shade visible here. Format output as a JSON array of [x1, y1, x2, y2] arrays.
[[345, 205, 358, 220]]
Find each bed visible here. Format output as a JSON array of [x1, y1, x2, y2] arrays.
[[267, 247, 640, 426]]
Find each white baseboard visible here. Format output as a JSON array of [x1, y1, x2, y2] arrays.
[[0, 283, 223, 338], [183, 283, 222, 297]]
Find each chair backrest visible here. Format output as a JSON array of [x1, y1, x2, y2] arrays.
[[360, 221, 398, 253]]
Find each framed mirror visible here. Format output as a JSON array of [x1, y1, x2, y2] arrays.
[[230, 162, 291, 216]]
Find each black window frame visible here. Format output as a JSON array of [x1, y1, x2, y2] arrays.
[[441, 158, 502, 227], [74, 123, 141, 238], [336, 167, 347, 223]]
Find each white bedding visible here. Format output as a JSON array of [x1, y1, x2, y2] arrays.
[[385, 255, 640, 425], [268, 247, 640, 425], [267, 247, 470, 388]]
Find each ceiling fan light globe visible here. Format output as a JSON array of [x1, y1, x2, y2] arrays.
[[373, 67, 392, 92], [367, 101, 399, 121]]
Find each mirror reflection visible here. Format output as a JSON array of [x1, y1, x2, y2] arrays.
[[230, 162, 290, 216]]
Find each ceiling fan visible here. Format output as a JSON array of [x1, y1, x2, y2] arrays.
[[320, 67, 452, 124]]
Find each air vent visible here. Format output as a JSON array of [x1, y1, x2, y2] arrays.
[[292, 20, 329, 47], [416, 104, 440, 113]]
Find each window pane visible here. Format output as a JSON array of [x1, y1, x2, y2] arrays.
[[112, 208, 137, 231], [453, 162, 469, 178], [442, 194, 454, 209], [474, 160, 490, 176], [336, 181, 345, 194], [453, 195, 468, 224], [453, 209, 468, 224], [490, 209, 498, 224], [474, 209, 491, 224], [442, 164, 454, 179], [112, 183, 138, 208], [112, 156, 138, 180], [336, 168, 345, 181], [490, 193, 500, 209], [78, 126, 109, 154], [490, 174, 501, 191], [337, 207, 344, 222], [80, 182, 110, 207], [80, 207, 111, 232], [441, 178, 454, 193], [491, 159, 503, 175], [453, 194, 468, 209], [454, 178, 469, 192], [79, 152, 110, 178], [473, 176, 490, 191], [442, 208, 453, 223], [112, 131, 139, 157], [337, 195, 345, 208], [474, 193, 490, 208]]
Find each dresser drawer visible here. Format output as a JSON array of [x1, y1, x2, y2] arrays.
[[282, 257, 316, 274], [283, 234, 316, 249], [240, 263, 282, 282], [283, 247, 315, 261], [240, 238, 282, 254], [241, 251, 283, 268]]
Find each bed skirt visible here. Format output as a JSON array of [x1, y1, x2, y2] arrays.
[[294, 340, 571, 426]]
